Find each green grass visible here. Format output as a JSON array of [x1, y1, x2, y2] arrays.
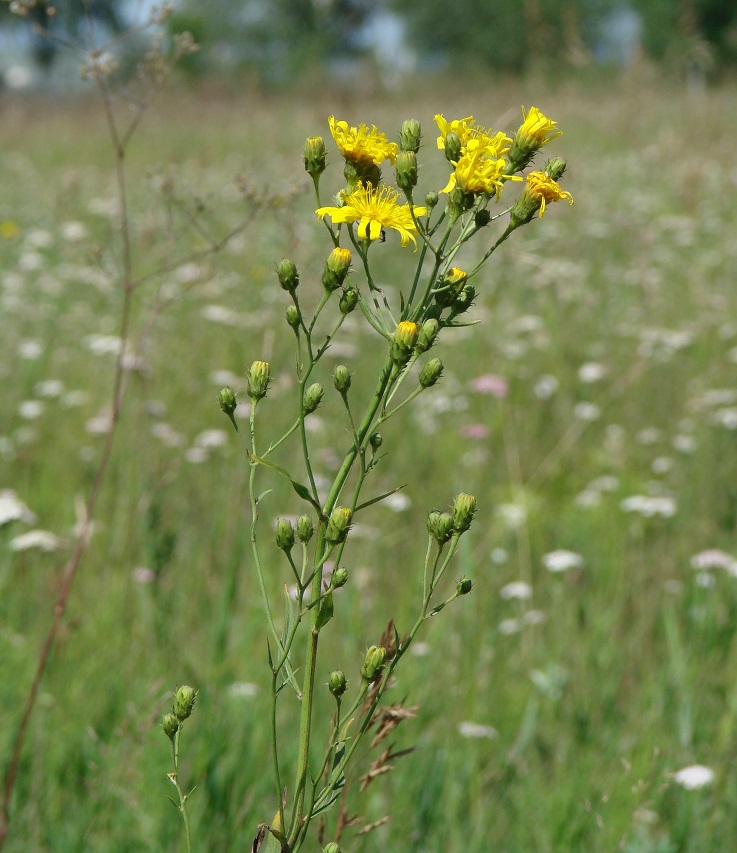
[[2, 73, 737, 851]]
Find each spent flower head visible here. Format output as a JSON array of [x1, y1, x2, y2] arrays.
[[511, 170, 573, 225], [317, 184, 427, 249]]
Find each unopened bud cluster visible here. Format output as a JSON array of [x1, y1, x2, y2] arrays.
[[163, 684, 198, 741], [427, 493, 477, 544]]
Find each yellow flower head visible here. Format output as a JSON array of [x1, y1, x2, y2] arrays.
[[508, 106, 562, 170], [328, 116, 398, 168], [516, 106, 562, 150], [440, 139, 516, 199], [524, 171, 574, 217], [435, 115, 512, 158], [316, 184, 427, 248]]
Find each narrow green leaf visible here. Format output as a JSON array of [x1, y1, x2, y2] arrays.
[[247, 451, 322, 514], [355, 484, 408, 513]]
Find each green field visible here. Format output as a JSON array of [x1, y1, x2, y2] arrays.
[[2, 73, 737, 852]]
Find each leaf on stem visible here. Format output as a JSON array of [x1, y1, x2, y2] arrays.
[[247, 451, 322, 514], [354, 484, 408, 513]]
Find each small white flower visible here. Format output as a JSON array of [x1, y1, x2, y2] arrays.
[[18, 400, 44, 420], [490, 548, 508, 565], [227, 682, 259, 699], [498, 617, 522, 635], [457, 721, 497, 740], [10, 529, 63, 552], [34, 379, 65, 399], [533, 374, 559, 400], [0, 490, 36, 526], [578, 362, 607, 383], [652, 456, 674, 474], [543, 549, 584, 573], [690, 550, 737, 573], [18, 340, 43, 360], [573, 402, 601, 422], [496, 503, 527, 530], [194, 429, 229, 450], [673, 765, 714, 790], [384, 492, 411, 512], [620, 495, 677, 518], [61, 221, 89, 242], [500, 581, 533, 601]]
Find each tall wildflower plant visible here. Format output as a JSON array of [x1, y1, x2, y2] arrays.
[[217, 109, 573, 852]]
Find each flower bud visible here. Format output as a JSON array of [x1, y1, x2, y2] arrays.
[[323, 843, 342, 853], [247, 360, 270, 401], [286, 304, 301, 330], [326, 506, 352, 545], [304, 135, 327, 179], [332, 566, 349, 588], [415, 318, 439, 354], [452, 493, 477, 534], [276, 258, 299, 292], [444, 131, 462, 164], [457, 577, 473, 596], [339, 285, 359, 315], [427, 510, 454, 544], [419, 357, 444, 389], [474, 208, 491, 229], [361, 645, 387, 683], [162, 712, 179, 740], [296, 514, 314, 543], [322, 247, 352, 292], [173, 685, 197, 721], [451, 284, 476, 316], [399, 118, 422, 153], [328, 671, 348, 700], [425, 191, 439, 209], [435, 267, 467, 308], [392, 321, 419, 366], [545, 156, 567, 181], [218, 386, 237, 417], [369, 432, 382, 452], [303, 382, 325, 415], [275, 518, 295, 552], [333, 364, 351, 395], [395, 150, 418, 194]]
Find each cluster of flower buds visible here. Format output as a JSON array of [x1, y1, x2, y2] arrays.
[[162, 685, 198, 742], [427, 493, 477, 544]]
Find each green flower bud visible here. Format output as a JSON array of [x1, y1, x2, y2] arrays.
[[162, 712, 179, 740], [328, 670, 348, 700], [427, 510, 454, 544], [218, 386, 237, 416], [323, 843, 342, 853], [360, 645, 387, 683], [399, 118, 422, 153], [451, 284, 476, 316], [369, 432, 383, 452], [333, 364, 351, 395], [275, 518, 295, 552], [326, 506, 352, 545], [332, 566, 349, 588], [474, 208, 491, 229], [286, 304, 301, 331], [296, 514, 314, 543], [452, 493, 477, 534], [457, 577, 473, 596], [247, 360, 270, 401], [304, 135, 327, 179], [303, 382, 325, 415], [545, 156, 567, 181], [392, 321, 420, 366], [425, 190, 439, 209], [395, 150, 418, 194], [435, 267, 468, 308], [339, 285, 359, 315], [419, 357, 444, 389], [415, 318, 439, 354], [322, 247, 352, 292], [444, 132, 462, 164], [276, 258, 299, 292], [173, 685, 197, 721]]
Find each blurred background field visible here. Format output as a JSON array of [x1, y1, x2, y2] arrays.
[[3, 3, 737, 852]]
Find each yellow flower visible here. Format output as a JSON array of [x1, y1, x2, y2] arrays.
[[508, 106, 562, 169], [435, 115, 512, 158], [440, 140, 517, 199], [524, 171, 574, 216], [516, 106, 562, 150], [0, 220, 20, 239], [328, 116, 398, 167], [317, 184, 427, 248]]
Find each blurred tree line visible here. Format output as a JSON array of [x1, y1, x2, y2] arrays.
[[2, 0, 737, 78]]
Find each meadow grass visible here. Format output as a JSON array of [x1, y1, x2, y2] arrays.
[[2, 72, 737, 851]]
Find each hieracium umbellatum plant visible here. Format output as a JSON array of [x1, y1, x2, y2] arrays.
[[218, 106, 573, 851]]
